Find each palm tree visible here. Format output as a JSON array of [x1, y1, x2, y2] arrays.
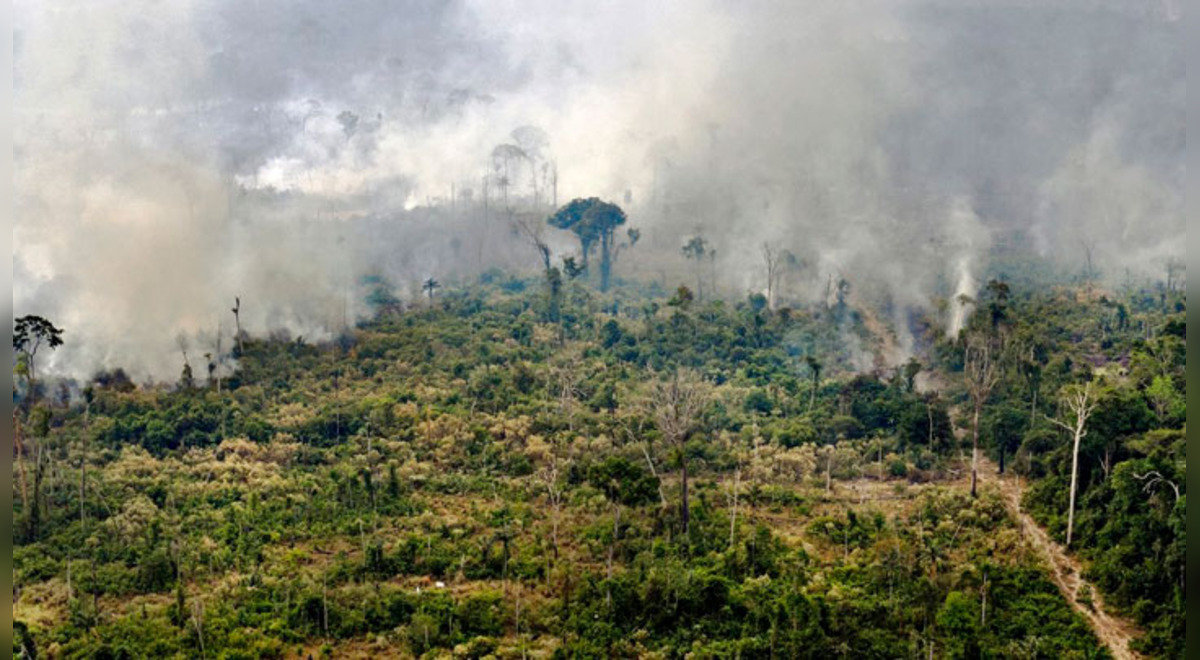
[[422, 278, 440, 305]]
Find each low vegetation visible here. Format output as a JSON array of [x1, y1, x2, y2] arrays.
[[13, 257, 1184, 658]]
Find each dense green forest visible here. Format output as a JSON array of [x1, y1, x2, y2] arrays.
[[13, 259, 1184, 659]]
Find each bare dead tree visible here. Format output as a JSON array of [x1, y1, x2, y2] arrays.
[[761, 242, 780, 310], [536, 456, 567, 560], [618, 416, 668, 509], [230, 297, 244, 354], [650, 370, 709, 536], [551, 357, 584, 433], [512, 213, 552, 270], [963, 334, 1001, 498], [190, 596, 207, 658], [1165, 257, 1184, 292], [1046, 381, 1102, 547], [1132, 470, 1181, 503], [1081, 239, 1098, 291], [492, 144, 528, 214], [481, 174, 490, 219]]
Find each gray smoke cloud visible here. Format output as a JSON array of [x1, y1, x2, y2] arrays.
[[14, 0, 1184, 379]]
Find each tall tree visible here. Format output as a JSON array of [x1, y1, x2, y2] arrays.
[[983, 279, 1010, 329], [903, 358, 922, 393], [511, 126, 550, 208], [544, 267, 565, 344], [1046, 380, 1102, 547], [804, 355, 822, 412], [547, 198, 629, 292], [1080, 239, 1099, 291], [1164, 257, 1184, 292], [649, 370, 709, 536], [681, 235, 710, 301], [761, 242, 781, 310], [422, 278, 440, 305], [230, 297, 244, 354], [491, 144, 528, 213], [963, 333, 1000, 498], [14, 315, 64, 409]]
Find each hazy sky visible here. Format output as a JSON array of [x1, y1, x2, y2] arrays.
[[13, 0, 1184, 378]]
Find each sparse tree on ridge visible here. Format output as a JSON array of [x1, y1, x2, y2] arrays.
[[422, 278, 440, 305], [14, 315, 64, 409], [491, 144, 528, 213], [231, 297, 244, 354], [762, 242, 781, 310], [1165, 257, 1184, 292], [548, 197, 630, 292], [1046, 380, 1103, 547], [177, 333, 195, 390], [511, 126, 550, 208], [681, 234, 710, 301]]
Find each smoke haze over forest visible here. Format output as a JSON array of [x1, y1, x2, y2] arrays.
[[13, 0, 1184, 379]]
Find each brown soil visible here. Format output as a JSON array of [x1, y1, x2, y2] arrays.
[[976, 457, 1143, 660]]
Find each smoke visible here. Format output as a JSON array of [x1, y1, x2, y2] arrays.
[[946, 199, 991, 338], [14, 0, 1183, 379]]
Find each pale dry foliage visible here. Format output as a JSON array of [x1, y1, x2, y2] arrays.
[[105, 494, 161, 545]]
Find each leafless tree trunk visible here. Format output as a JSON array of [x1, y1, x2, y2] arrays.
[[1081, 239, 1098, 292], [191, 597, 206, 658], [1132, 470, 1181, 503], [638, 442, 669, 509], [551, 161, 558, 209], [981, 565, 988, 626], [1029, 386, 1038, 432], [231, 297, 244, 354], [554, 358, 583, 433], [605, 504, 620, 607], [726, 466, 741, 548], [79, 409, 89, 534], [651, 371, 709, 536], [537, 460, 565, 560], [1046, 381, 1101, 547], [15, 412, 29, 510], [762, 243, 779, 310], [1165, 257, 1184, 292], [513, 214, 552, 270], [927, 396, 935, 446], [964, 335, 1001, 498]]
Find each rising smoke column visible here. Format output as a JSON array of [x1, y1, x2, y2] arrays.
[[945, 199, 991, 338], [14, 0, 1183, 378]]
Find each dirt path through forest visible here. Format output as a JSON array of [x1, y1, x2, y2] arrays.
[[975, 457, 1143, 660]]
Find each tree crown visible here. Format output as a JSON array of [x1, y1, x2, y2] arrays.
[[14, 315, 64, 355], [547, 197, 627, 246]]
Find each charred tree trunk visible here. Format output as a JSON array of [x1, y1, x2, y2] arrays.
[[971, 402, 981, 498]]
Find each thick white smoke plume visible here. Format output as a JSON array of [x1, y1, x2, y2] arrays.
[[14, 0, 1184, 379], [946, 199, 991, 338]]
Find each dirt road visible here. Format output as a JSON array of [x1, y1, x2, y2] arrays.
[[976, 458, 1143, 660]]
